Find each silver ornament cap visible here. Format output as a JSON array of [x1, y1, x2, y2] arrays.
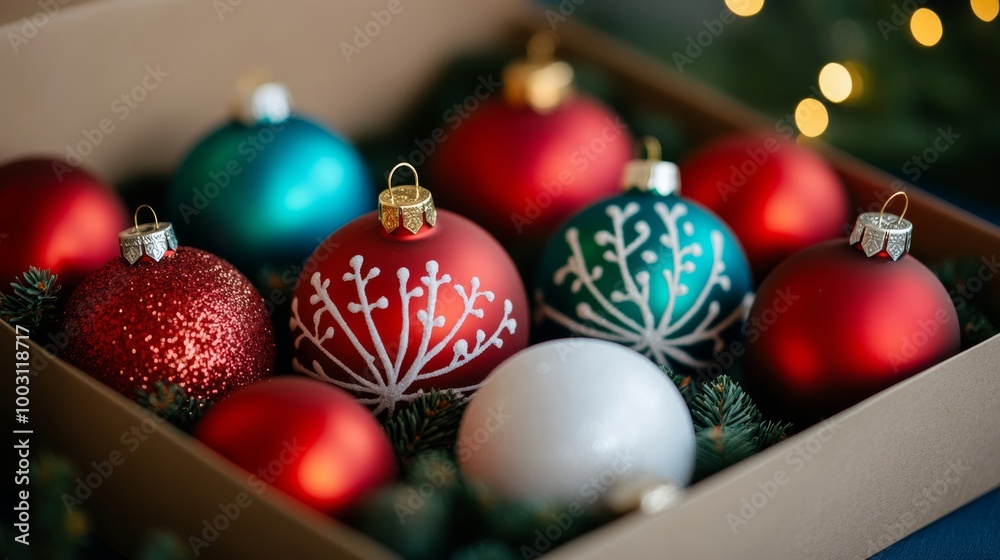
[[848, 191, 912, 261], [622, 136, 679, 196], [119, 205, 178, 265]]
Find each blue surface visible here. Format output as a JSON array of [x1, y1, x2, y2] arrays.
[[868, 486, 1000, 560]]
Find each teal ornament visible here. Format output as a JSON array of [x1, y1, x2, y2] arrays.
[[535, 149, 753, 376], [168, 82, 373, 275]]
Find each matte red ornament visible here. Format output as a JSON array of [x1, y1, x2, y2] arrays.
[[0, 157, 127, 292], [744, 195, 960, 422], [196, 377, 396, 514], [61, 210, 274, 400], [428, 36, 631, 270], [680, 133, 848, 281], [291, 164, 529, 416]]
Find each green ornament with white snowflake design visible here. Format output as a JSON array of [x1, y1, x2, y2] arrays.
[[534, 139, 753, 377]]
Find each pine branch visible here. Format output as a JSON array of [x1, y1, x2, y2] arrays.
[[931, 259, 999, 349], [135, 382, 212, 434], [0, 267, 62, 328], [384, 389, 467, 469], [665, 369, 792, 480], [664, 368, 696, 407]]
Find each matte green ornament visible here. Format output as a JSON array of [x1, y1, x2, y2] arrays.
[[535, 146, 753, 376]]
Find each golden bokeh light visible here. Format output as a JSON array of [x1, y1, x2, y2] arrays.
[[910, 8, 943, 47], [972, 0, 999, 21], [818, 63, 853, 103], [725, 0, 765, 17], [795, 98, 829, 138]]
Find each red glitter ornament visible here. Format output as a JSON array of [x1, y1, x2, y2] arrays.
[[428, 34, 632, 271], [744, 194, 960, 422], [0, 157, 127, 293], [291, 164, 529, 416], [680, 133, 848, 281], [61, 207, 274, 400], [196, 377, 396, 515]]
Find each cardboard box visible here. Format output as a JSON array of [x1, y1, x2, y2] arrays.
[[2, 1, 998, 558]]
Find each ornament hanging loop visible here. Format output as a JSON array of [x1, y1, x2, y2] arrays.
[[878, 191, 909, 227], [849, 191, 913, 261], [641, 136, 661, 162], [387, 162, 420, 204], [120, 205, 178, 264], [133, 204, 161, 231], [379, 163, 436, 234]]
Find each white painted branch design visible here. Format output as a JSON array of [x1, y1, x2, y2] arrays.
[[540, 201, 749, 369], [291, 255, 517, 415]]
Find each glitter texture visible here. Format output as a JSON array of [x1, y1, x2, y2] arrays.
[[61, 247, 275, 400]]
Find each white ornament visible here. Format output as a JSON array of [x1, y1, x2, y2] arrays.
[[457, 339, 695, 509], [539, 201, 751, 370], [290, 255, 518, 415]]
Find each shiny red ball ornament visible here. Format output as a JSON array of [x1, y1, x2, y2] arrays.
[[196, 377, 396, 514], [428, 35, 632, 270], [61, 208, 274, 400], [680, 133, 848, 281], [291, 164, 529, 416], [0, 157, 127, 292], [744, 196, 960, 422]]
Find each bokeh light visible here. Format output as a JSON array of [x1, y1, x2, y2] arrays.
[[818, 63, 853, 103], [910, 8, 943, 47], [726, 0, 764, 17], [971, 0, 999, 21], [795, 98, 829, 137]]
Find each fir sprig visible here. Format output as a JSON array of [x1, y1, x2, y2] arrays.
[[667, 369, 792, 480], [135, 381, 212, 433], [0, 267, 62, 328], [931, 259, 999, 348], [384, 389, 467, 469]]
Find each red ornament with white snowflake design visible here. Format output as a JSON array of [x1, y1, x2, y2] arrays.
[[291, 164, 529, 416]]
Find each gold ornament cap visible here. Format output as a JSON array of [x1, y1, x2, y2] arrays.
[[378, 163, 437, 235], [849, 191, 913, 261], [119, 205, 178, 265], [232, 69, 291, 125], [621, 137, 679, 196], [503, 32, 574, 114]]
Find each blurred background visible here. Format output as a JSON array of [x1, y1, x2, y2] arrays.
[[539, 0, 1000, 223]]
